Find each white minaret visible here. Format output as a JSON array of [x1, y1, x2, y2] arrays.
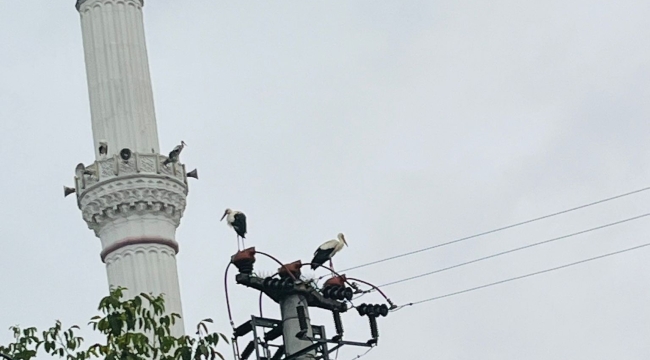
[[73, 0, 187, 336]]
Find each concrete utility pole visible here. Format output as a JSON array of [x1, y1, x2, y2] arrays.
[[280, 295, 315, 359], [70, 0, 191, 336], [231, 255, 383, 360]]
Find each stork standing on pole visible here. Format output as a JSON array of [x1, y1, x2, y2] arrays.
[[163, 141, 187, 166], [221, 208, 247, 251], [311, 233, 348, 270]]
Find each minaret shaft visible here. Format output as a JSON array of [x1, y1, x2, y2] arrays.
[[75, 0, 186, 336], [78, 0, 159, 159]]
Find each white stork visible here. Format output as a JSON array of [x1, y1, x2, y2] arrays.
[[98, 140, 108, 159], [221, 208, 247, 250], [163, 141, 187, 166], [311, 233, 348, 270]]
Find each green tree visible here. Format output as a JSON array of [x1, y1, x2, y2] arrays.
[[0, 288, 228, 360]]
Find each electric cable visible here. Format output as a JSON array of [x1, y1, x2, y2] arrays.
[[347, 346, 375, 360], [304, 263, 357, 289], [392, 241, 650, 311], [375, 212, 650, 289], [224, 263, 235, 329], [339, 186, 650, 273], [345, 277, 395, 308], [257, 251, 298, 280]]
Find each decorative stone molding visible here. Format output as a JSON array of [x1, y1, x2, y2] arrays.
[[100, 236, 178, 262], [103, 242, 185, 337], [75, 153, 187, 192], [78, 176, 187, 235], [74, 153, 188, 237], [76, 0, 144, 12]]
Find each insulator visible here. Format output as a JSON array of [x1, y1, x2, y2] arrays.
[[270, 279, 281, 289], [378, 304, 389, 317], [333, 311, 344, 336], [234, 321, 253, 338], [332, 287, 344, 300], [366, 304, 376, 317], [282, 277, 294, 290], [343, 287, 354, 301], [263, 277, 274, 288], [271, 346, 285, 360], [357, 303, 369, 316], [369, 316, 379, 339], [264, 325, 283, 342], [323, 286, 336, 298], [296, 305, 308, 332], [240, 341, 255, 360]]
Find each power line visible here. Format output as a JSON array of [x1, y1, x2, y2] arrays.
[[393, 241, 650, 310], [376, 212, 650, 289], [340, 186, 650, 273], [346, 347, 375, 360]]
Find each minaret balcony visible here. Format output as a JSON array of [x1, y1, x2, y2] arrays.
[[72, 153, 189, 237]]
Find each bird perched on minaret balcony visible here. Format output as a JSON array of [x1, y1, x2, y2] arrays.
[[163, 141, 187, 166], [311, 233, 348, 270], [98, 140, 108, 159], [75, 163, 95, 178], [220, 208, 247, 251]]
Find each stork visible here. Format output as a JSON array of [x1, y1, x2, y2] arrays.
[[98, 140, 108, 159], [163, 141, 187, 166], [311, 233, 348, 270], [220, 208, 247, 251]]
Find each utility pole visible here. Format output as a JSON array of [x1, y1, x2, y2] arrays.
[[280, 294, 315, 359], [228, 249, 392, 360]]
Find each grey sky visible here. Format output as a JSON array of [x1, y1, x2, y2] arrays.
[[1, 1, 650, 359]]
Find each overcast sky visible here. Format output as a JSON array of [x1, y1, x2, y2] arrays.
[[1, 1, 650, 359]]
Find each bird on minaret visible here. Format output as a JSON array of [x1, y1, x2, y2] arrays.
[[98, 140, 108, 159], [163, 141, 187, 166], [220, 208, 247, 251], [311, 233, 348, 270], [75, 163, 95, 178]]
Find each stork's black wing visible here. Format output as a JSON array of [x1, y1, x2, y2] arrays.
[[310, 248, 335, 270], [168, 148, 180, 162], [232, 213, 247, 238]]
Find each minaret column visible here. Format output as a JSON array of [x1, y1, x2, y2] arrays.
[[74, 0, 187, 337], [77, 0, 160, 159]]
